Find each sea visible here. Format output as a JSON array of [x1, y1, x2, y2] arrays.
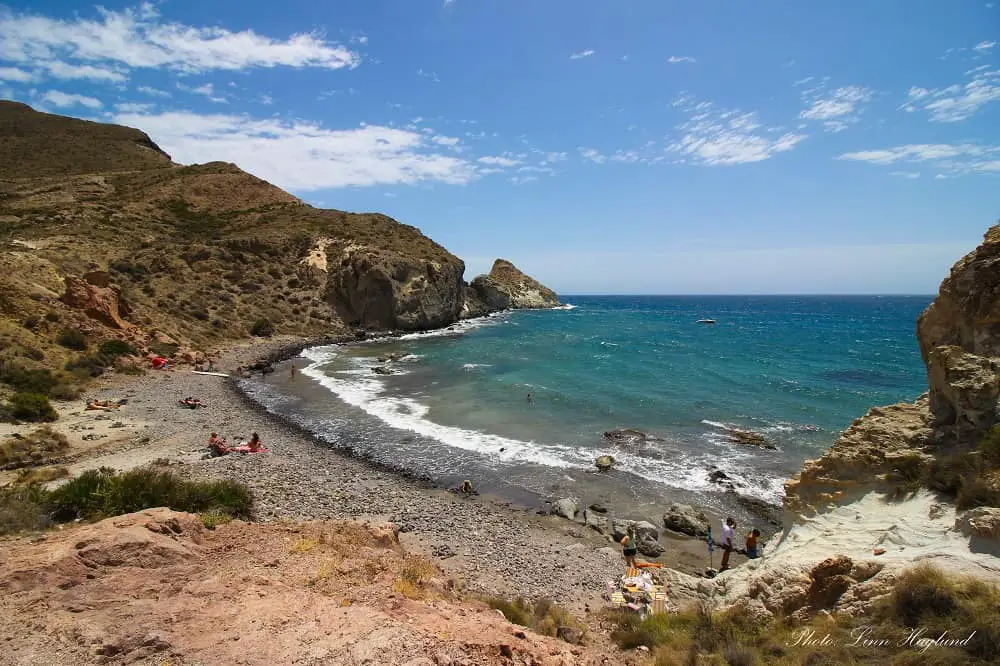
[[243, 296, 932, 525]]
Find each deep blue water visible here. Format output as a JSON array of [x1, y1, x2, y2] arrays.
[[256, 296, 932, 515]]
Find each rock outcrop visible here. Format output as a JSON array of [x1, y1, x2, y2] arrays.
[[787, 224, 1000, 514], [464, 259, 559, 315], [60, 271, 132, 329], [325, 244, 465, 331]]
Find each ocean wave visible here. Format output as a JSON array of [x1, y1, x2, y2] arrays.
[[551, 303, 577, 310], [301, 348, 576, 469], [396, 312, 506, 341], [462, 363, 492, 370]]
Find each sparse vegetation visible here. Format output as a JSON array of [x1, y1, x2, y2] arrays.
[[0, 426, 69, 467], [15, 466, 69, 485], [98, 339, 136, 358], [199, 511, 234, 530], [485, 596, 586, 643], [604, 564, 1000, 665]]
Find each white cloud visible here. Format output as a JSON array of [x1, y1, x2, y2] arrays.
[[416, 68, 440, 82], [45, 61, 126, 83], [578, 147, 606, 164], [432, 135, 460, 147], [667, 56, 696, 64], [110, 110, 483, 190], [799, 84, 874, 131], [569, 49, 595, 60], [0, 4, 359, 76], [838, 142, 1000, 175], [974, 40, 997, 52], [0, 66, 34, 82], [793, 76, 814, 87], [39, 90, 102, 108], [902, 67, 1000, 122], [477, 155, 521, 167], [176, 81, 228, 103], [115, 101, 154, 112], [137, 85, 170, 98], [668, 95, 806, 166], [888, 171, 921, 179]]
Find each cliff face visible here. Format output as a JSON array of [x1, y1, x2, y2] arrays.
[[462, 259, 559, 318], [0, 103, 557, 376], [785, 224, 1000, 514]]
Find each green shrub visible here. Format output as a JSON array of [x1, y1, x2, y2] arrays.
[[65, 354, 109, 378], [251, 318, 274, 337], [57, 329, 87, 351], [98, 339, 136, 358], [148, 341, 179, 358], [7, 392, 57, 422], [978, 426, 1000, 466], [46, 468, 254, 522]]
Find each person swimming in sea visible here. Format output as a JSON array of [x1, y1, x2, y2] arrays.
[[526, 392, 534, 404]]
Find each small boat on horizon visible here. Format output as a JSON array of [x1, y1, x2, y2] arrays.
[[696, 319, 717, 324]]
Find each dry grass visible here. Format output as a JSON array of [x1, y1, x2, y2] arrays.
[[290, 537, 322, 554], [0, 426, 69, 467], [14, 465, 69, 484]]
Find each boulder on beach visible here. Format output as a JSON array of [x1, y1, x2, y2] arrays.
[[663, 503, 709, 537], [582, 508, 607, 533], [610, 519, 659, 542], [550, 498, 578, 520], [637, 537, 665, 558], [595, 455, 615, 471]]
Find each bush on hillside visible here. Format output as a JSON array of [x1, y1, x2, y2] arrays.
[[98, 339, 136, 358], [56, 329, 87, 351], [250, 318, 274, 337], [485, 596, 586, 643], [6, 392, 57, 422], [0, 364, 57, 395], [0, 484, 52, 534], [46, 467, 254, 522]]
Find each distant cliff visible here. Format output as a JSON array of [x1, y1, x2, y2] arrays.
[[462, 259, 560, 318], [0, 101, 558, 381]]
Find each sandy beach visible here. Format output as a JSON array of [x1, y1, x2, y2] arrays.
[[0, 335, 747, 612]]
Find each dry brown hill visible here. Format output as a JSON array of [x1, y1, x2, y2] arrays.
[[0, 102, 555, 402]]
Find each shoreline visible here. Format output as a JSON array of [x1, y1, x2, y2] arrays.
[[2, 331, 755, 608]]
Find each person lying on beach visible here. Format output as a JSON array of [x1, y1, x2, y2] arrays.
[[86, 398, 124, 411], [179, 396, 204, 409]]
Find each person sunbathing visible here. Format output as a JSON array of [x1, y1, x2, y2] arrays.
[[247, 432, 262, 452], [86, 398, 122, 411], [179, 397, 204, 409], [207, 432, 232, 457]]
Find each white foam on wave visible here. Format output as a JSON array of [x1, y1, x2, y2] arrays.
[[701, 419, 730, 430], [298, 346, 786, 504], [462, 363, 492, 370], [551, 303, 577, 310], [300, 347, 577, 469], [397, 312, 506, 341]]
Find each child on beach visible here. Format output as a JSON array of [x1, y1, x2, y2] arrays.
[[247, 432, 262, 452], [720, 517, 736, 571], [619, 525, 638, 569], [746, 528, 761, 559]]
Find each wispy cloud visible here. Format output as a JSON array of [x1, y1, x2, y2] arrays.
[[838, 142, 1000, 176], [0, 3, 360, 79], [889, 171, 921, 179], [578, 147, 607, 164], [45, 61, 127, 83], [901, 66, 1000, 122], [974, 40, 997, 52], [111, 110, 480, 190], [477, 155, 521, 167], [114, 101, 154, 112], [799, 84, 874, 132], [668, 94, 806, 166], [177, 81, 228, 103], [667, 56, 696, 64], [416, 68, 440, 82], [39, 90, 103, 109], [569, 49, 595, 60], [0, 66, 34, 82], [137, 85, 170, 98]]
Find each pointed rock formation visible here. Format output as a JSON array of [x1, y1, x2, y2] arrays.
[[462, 259, 559, 317]]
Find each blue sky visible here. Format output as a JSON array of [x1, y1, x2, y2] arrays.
[[0, 1, 997, 294]]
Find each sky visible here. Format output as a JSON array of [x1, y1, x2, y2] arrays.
[[0, 1, 997, 294]]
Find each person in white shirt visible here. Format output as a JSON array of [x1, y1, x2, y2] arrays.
[[720, 517, 736, 571]]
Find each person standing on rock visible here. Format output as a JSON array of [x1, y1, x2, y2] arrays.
[[745, 528, 761, 559], [720, 517, 736, 571], [619, 524, 638, 569]]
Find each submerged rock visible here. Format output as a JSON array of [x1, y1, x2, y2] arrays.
[[603, 428, 655, 447], [595, 455, 615, 471], [724, 428, 776, 450]]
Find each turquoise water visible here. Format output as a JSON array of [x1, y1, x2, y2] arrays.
[[255, 296, 931, 516]]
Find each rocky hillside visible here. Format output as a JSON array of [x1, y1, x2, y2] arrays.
[[785, 223, 1000, 515], [463, 259, 560, 318], [0, 508, 602, 665], [0, 102, 556, 384]]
